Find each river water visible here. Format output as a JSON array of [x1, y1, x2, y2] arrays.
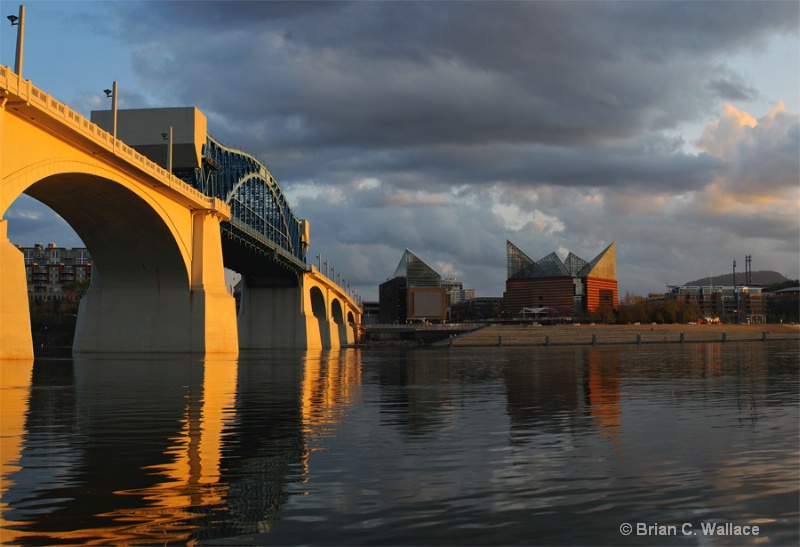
[[1, 342, 797, 546]]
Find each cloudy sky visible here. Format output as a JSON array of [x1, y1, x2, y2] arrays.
[[3, 0, 798, 300]]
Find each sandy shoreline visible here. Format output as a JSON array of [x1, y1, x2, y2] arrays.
[[437, 322, 800, 347]]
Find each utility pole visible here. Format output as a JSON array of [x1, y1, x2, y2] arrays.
[[733, 260, 739, 324]]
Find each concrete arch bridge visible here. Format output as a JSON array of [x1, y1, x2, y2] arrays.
[[0, 67, 360, 359]]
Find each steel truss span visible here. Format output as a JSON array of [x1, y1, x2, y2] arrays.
[[188, 137, 307, 270]]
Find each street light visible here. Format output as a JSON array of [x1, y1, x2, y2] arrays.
[[7, 4, 24, 77], [103, 81, 118, 140], [161, 126, 173, 174]]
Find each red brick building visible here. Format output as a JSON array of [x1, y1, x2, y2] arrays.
[[504, 241, 618, 320]]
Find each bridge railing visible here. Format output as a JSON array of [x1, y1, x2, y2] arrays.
[[312, 257, 362, 306], [1, 66, 227, 216]]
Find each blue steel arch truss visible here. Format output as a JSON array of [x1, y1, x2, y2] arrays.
[[188, 136, 308, 273]]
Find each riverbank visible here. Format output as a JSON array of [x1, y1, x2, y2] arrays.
[[433, 322, 800, 347]]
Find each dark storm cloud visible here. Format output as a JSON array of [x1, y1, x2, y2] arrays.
[[79, 0, 798, 297], [708, 78, 759, 102], [114, 0, 799, 154]]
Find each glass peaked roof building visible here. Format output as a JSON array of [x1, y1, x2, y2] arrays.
[[392, 249, 442, 287], [379, 249, 447, 323], [507, 241, 616, 281], [505, 241, 618, 318]]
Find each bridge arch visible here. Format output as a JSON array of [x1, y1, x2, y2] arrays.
[[202, 138, 306, 263], [1, 71, 358, 356], [347, 310, 357, 344], [3, 160, 194, 278], [2, 158, 236, 354], [310, 285, 328, 346]]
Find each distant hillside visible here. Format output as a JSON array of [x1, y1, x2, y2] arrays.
[[684, 270, 788, 287]]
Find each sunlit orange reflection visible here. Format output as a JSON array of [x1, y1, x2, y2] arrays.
[[2, 357, 239, 546], [587, 349, 621, 444], [0, 359, 34, 544], [301, 349, 362, 453], [97, 356, 238, 544]]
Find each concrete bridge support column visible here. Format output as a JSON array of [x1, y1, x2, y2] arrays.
[[331, 300, 348, 348], [0, 220, 33, 359], [72, 211, 238, 354], [188, 211, 239, 354], [238, 277, 342, 350], [238, 282, 312, 349]]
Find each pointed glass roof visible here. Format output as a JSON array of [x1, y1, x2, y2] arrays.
[[507, 240, 535, 279], [578, 242, 616, 279], [393, 249, 442, 287], [506, 241, 616, 280], [564, 252, 588, 276], [533, 252, 569, 277]]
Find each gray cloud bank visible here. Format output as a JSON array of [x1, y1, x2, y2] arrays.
[[10, 1, 800, 298]]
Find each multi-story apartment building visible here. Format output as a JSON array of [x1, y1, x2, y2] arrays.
[[666, 284, 765, 324], [19, 243, 92, 301]]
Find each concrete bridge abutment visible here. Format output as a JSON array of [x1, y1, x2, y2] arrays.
[[0, 220, 33, 359]]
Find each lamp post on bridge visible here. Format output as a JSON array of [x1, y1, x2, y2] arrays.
[[103, 81, 118, 141], [6, 4, 24, 78], [161, 126, 173, 174]]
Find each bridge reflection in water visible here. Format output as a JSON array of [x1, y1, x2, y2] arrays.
[[0, 351, 362, 545], [0, 349, 619, 544], [1, 344, 796, 545]]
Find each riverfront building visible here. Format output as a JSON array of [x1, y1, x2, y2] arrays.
[[18, 243, 92, 301], [666, 284, 765, 324], [503, 241, 618, 320], [379, 249, 448, 323]]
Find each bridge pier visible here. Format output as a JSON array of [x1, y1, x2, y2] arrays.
[[238, 283, 313, 350], [72, 211, 238, 354], [0, 220, 33, 359], [238, 271, 359, 350]]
